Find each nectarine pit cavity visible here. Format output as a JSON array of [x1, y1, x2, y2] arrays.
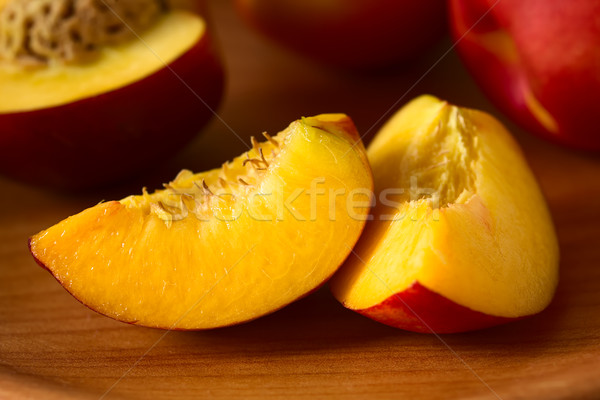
[[397, 106, 477, 209], [369, 104, 478, 226], [125, 131, 283, 225], [0, 0, 166, 65]]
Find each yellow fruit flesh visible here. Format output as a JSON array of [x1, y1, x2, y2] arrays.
[[331, 96, 559, 317], [0, 11, 204, 113], [30, 115, 373, 329]]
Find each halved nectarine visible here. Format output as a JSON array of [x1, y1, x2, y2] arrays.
[[29, 114, 373, 329], [330, 96, 559, 333], [0, 1, 223, 188]]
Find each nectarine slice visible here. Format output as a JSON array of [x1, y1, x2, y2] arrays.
[[29, 115, 373, 329], [330, 96, 559, 333]]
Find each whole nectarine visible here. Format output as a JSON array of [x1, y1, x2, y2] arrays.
[[449, 0, 600, 150], [236, 0, 447, 69]]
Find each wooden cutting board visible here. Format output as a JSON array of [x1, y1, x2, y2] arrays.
[[2, 2, 600, 399]]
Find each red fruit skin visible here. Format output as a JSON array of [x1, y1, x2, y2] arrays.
[[0, 29, 224, 189], [236, 0, 447, 70], [449, 0, 600, 151], [356, 282, 523, 334]]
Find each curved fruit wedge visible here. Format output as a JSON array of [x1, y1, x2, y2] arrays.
[[29, 114, 373, 330], [330, 95, 559, 333], [0, 7, 223, 188]]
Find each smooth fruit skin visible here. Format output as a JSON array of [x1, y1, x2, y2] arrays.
[[0, 28, 224, 189], [356, 282, 521, 334], [449, 0, 600, 150], [236, 0, 447, 69]]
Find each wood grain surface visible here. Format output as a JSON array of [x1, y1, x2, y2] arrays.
[[2, 1, 600, 399]]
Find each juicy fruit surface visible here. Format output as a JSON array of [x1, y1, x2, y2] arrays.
[[30, 115, 373, 329], [331, 95, 559, 319], [0, 11, 204, 112]]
